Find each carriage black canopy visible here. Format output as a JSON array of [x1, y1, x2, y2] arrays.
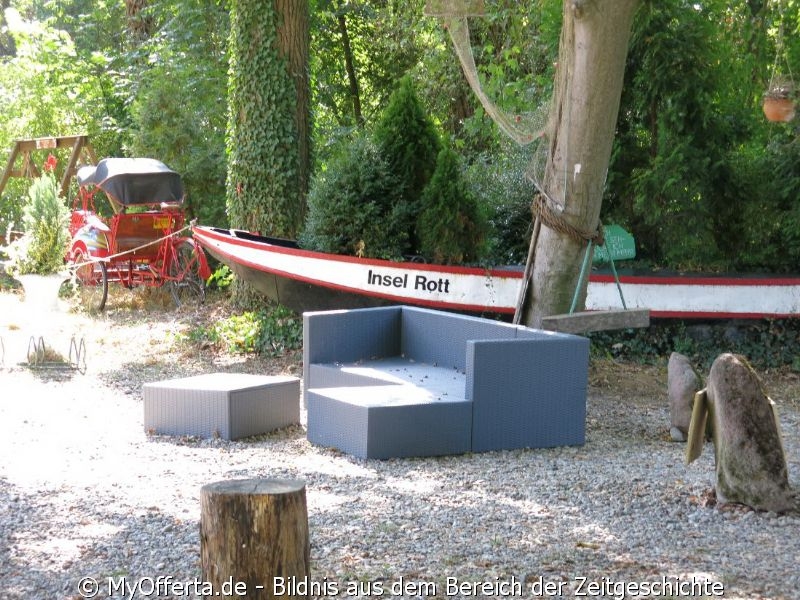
[[78, 158, 185, 207]]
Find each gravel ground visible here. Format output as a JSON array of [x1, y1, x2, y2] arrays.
[[0, 289, 799, 600]]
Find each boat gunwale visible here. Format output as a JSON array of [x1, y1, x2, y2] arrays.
[[193, 226, 525, 279], [193, 226, 519, 314]]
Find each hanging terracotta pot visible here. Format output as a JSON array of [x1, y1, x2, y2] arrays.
[[763, 96, 796, 122]]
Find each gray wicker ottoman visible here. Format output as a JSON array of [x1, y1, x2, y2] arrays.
[[143, 373, 300, 440]]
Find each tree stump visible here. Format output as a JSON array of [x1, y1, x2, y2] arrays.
[[200, 479, 309, 599]]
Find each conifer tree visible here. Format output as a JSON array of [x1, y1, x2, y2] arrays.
[[373, 76, 440, 254], [417, 146, 485, 265], [300, 136, 407, 259]]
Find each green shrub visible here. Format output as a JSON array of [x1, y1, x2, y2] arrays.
[[465, 146, 535, 265], [590, 318, 800, 371], [417, 146, 486, 264], [6, 172, 70, 275], [186, 305, 302, 356], [373, 76, 441, 254], [299, 135, 408, 259], [206, 265, 235, 291]]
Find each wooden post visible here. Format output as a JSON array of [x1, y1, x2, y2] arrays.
[[200, 479, 309, 599]]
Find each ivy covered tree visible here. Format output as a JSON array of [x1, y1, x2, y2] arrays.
[[226, 0, 310, 239], [373, 75, 440, 255], [417, 146, 486, 265]]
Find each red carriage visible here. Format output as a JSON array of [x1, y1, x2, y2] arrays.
[[68, 158, 211, 311]]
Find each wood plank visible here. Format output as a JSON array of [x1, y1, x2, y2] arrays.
[[0, 142, 20, 197], [14, 135, 84, 152], [60, 135, 86, 198], [542, 308, 650, 334]]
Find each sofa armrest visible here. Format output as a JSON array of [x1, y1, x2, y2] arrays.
[[466, 336, 589, 451]]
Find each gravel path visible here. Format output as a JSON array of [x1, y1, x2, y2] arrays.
[[0, 291, 798, 600]]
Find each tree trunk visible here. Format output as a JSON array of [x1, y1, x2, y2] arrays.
[[521, 0, 640, 327], [276, 0, 311, 222], [226, 0, 310, 304], [124, 0, 153, 40], [200, 479, 310, 599], [337, 12, 364, 126], [0, 0, 15, 57], [226, 0, 310, 239]]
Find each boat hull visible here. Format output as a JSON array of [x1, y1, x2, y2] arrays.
[[192, 226, 800, 319], [193, 226, 522, 315]]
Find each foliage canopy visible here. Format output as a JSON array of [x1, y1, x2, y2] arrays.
[[2, 0, 800, 274]]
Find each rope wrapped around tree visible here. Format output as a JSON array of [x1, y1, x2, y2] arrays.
[[531, 194, 604, 247]]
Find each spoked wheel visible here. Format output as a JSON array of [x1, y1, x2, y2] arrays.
[[169, 240, 206, 307], [70, 248, 108, 312]]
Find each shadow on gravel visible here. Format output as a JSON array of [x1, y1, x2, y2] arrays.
[[0, 477, 201, 599]]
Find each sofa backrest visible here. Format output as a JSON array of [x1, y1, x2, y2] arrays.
[[303, 306, 402, 366], [400, 307, 518, 370]]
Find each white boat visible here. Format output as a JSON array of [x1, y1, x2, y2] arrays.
[[192, 225, 800, 319]]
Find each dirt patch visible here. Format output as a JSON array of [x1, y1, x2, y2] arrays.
[[2, 285, 798, 408], [0, 286, 299, 384]]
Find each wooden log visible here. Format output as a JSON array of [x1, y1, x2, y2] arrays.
[[0, 142, 20, 197], [200, 478, 309, 599], [541, 308, 650, 334]]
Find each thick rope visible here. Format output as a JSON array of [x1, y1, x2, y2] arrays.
[[531, 194, 604, 247], [68, 223, 192, 270], [513, 195, 607, 324]]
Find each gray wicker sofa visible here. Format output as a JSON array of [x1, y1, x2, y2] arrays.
[[303, 306, 589, 459]]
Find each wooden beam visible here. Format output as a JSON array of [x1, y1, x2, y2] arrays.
[[14, 135, 87, 152], [0, 142, 20, 197], [59, 135, 92, 198], [0, 135, 94, 200], [542, 308, 650, 334]]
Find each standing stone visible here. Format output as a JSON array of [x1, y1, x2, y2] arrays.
[[667, 352, 701, 441], [686, 353, 795, 513]]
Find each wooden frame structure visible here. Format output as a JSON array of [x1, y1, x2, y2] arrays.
[[0, 135, 97, 199]]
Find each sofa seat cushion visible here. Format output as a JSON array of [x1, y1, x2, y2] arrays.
[[309, 357, 465, 398], [306, 381, 471, 459]]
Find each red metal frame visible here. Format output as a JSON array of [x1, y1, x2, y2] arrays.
[[68, 181, 211, 292]]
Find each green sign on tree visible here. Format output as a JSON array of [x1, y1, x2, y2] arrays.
[[593, 224, 636, 265]]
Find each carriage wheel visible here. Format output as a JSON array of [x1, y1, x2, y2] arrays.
[[169, 240, 206, 307], [70, 248, 108, 312]]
